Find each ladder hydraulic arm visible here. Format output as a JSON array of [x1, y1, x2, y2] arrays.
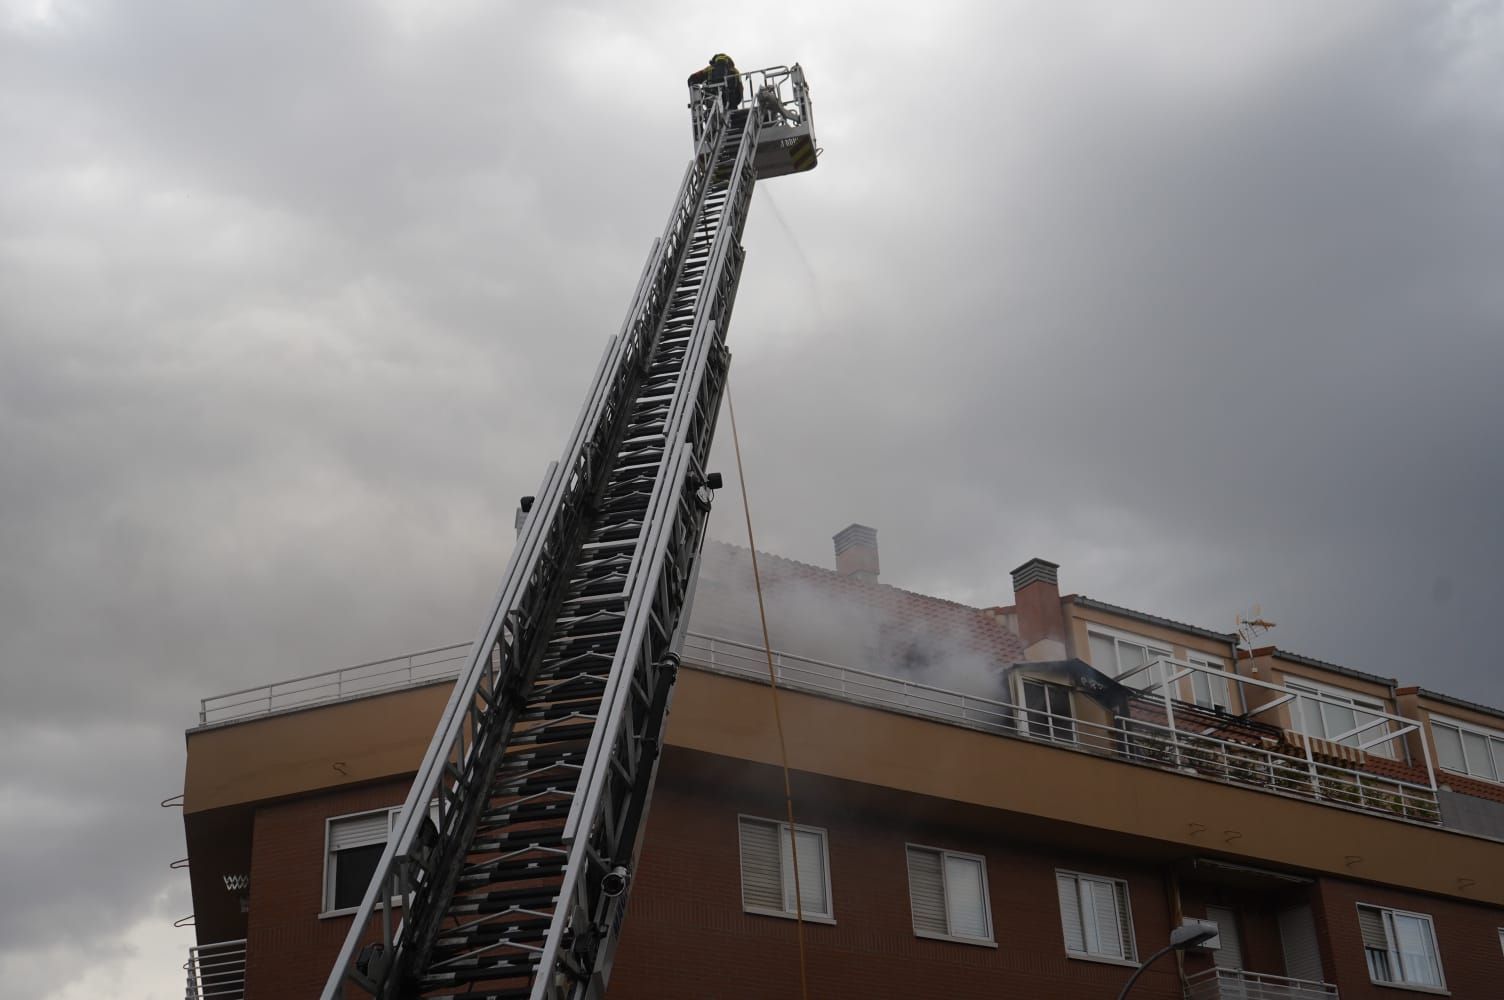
[[321, 65, 816, 1000]]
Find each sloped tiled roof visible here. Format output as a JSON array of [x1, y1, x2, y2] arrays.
[[687, 541, 1026, 688]]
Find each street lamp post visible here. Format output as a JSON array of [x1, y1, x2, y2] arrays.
[[1116, 921, 1220, 1000]]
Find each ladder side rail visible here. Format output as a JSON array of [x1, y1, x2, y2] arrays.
[[568, 111, 759, 839], [323, 127, 727, 1000], [321, 106, 732, 1000], [395, 140, 724, 976], [383, 90, 727, 883], [539, 117, 760, 1000], [568, 354, 733, 992], [321, 452, 564, 999], [655, 120, 758, 473], [581, 450, 716, 999], [529, 443, 698, 1000], [619, 111, 760, 601], [555, 112, 749, 834]]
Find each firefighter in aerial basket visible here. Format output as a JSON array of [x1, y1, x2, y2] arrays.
[[688, 53, 743, 109]]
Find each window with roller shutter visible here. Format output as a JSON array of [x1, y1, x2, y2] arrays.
[[905, 845, 993, 944], [1357, 903, 1445, 989], [325, 810, 391, 913], [1055, 870, 1136, 962], [737, 816, 833, 920], [322, 802, 442, 915]]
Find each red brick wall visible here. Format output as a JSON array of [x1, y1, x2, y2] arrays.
[[245, 778, 409, 1000], [608, 752, 1182, 1000], [234, 749, 1504, 1000], [1313, 877, 1504, 1000]]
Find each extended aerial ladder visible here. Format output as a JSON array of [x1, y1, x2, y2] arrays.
[[321, 65, 818, 1000]]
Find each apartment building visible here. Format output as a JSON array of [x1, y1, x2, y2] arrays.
[[180, 527, 1504, 999]]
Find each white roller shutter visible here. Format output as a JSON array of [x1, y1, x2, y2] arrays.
[[1114, 881, 1136, 960], [1207, 906, 1244, 970], [1057, 873, 1086, 953], [1089, 878, 1124, 958], [329, 811, 389, 852], [1279, 905, 1325, 982], [738, 818, 784, 911], [1357, 906, 1389, 951], [907, 847, 947, 935]]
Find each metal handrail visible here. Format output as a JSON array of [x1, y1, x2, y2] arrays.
[[1184, 967, 1338, 999], [184, 939, 246, 1000], [682, 634, 1441, 824], [198, 643, 470, 725]]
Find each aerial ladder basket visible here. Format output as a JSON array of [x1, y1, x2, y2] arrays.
[[320, 64, 818, 1000], [691, 64, 819, 178]]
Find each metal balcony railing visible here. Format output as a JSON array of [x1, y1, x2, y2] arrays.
[[184, 939, 246, 1000], [1185, 967, 1338, 999], [682, 634, 1442, 824]]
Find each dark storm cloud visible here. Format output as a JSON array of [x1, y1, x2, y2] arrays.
[[2, 2, 1500, 995]]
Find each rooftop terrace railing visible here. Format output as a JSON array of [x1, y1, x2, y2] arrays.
[[196, 643, 469, 725]]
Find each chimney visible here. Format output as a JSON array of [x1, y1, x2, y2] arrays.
[[833, 524, 879, 583], [1010, 558, 1066, 653]]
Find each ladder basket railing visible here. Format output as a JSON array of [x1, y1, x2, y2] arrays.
[[691, 64, 813, 141]]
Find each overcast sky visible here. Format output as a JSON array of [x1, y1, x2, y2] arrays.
[[2, 1, 1501, 996]]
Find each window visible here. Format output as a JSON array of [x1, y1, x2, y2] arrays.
[[1429, 715, 1504, 783], [325, 807, 400, 913], [738, 816, 833, 920], [1357, 904, 1444, 989], [1056, 870, 1136, 962], [1286, 680, 1394, 759], [1020, 679, 1075, 743], [1087, 628, 1171, 692], [323, 802, 440, 915], [906, 845, 993, 944], [1188, 654, 1231, 711]]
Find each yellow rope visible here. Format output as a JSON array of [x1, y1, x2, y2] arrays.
[[726, 381, 811, 1000]]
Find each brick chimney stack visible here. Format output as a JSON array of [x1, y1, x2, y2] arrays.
[[833, 524, 879, 583], [1011, 558, 1066, 657]]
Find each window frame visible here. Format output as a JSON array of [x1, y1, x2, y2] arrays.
[[1186, 652, 1232, 712], [1017, 677, 1076, 744], [1285, 678, 1396, 759], [1356, 903, 1447, 992], [736, 814, 836, 924], [904, 843, 997, 947], [1085, 624, 1173, 693], [1055, 868, 1138, 966], [1428, 713, 1504, 784], [320, 801, 440, 918]]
